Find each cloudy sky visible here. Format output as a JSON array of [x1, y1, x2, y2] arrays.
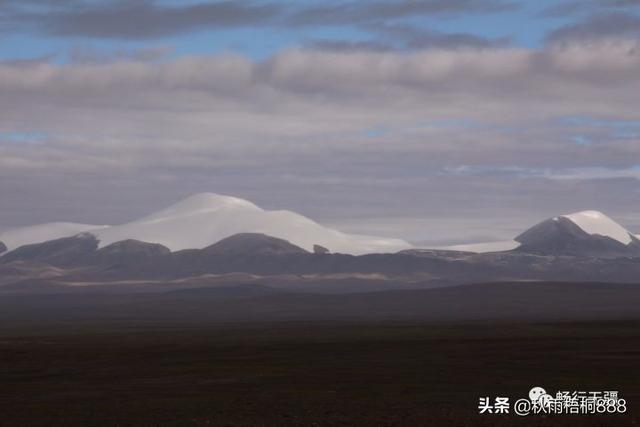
[[1, 0, 640, 245]]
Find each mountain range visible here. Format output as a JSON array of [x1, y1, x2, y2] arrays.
[[2, 193, 640, 257], [0, 193, 410, 255], [1, 193, 640, 294]]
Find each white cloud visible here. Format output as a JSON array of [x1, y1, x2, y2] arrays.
[[1, 40, 640, 238]]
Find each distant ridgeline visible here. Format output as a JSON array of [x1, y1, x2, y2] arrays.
[[1, 194, 640, 286]]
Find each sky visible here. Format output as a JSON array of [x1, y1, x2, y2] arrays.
[[1, 0, 640, 245]]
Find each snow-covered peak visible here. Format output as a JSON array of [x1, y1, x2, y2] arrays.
[[435, 210, 636, 254], [92, 194, 411, 254], [0, 193, 412, 255], [561, 210, 633, 245], [140, 193, 260, 222]]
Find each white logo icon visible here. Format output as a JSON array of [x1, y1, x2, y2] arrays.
[[529, 386, 551, 407]]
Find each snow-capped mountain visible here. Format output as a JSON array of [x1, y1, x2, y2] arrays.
[[2, 200, 638, 258], [4, 205, 640, 289], [0, 193, 411, 255], [514, 210, 640, 257], [439, 210, 639, 257], [561, 211, 634, 245]]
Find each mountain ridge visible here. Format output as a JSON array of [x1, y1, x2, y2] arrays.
[[513, 210, 640, 258], [439, 210, 638, 256], [0, 193, 411, 255], [1, 198, 639, 261]]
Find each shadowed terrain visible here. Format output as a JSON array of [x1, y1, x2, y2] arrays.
[[1, 280, 640, 425], [2, 281, 640, 328], [1, 321, 639, 426]]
